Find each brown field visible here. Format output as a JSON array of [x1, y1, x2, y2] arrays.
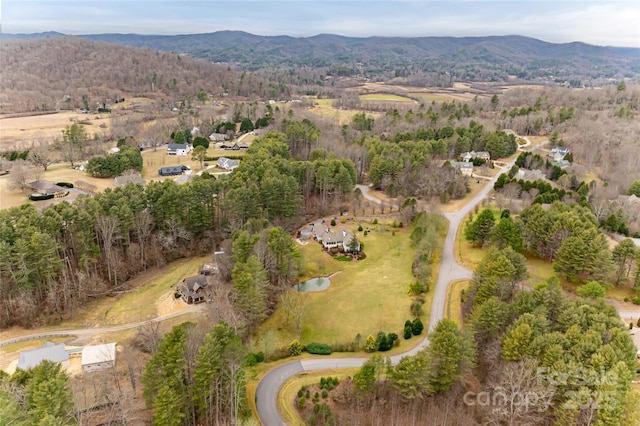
[[0, 97, 160, 151], [0, 111, 111, 151]]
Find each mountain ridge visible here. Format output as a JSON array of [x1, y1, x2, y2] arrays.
[[2, 31, 638, 81]]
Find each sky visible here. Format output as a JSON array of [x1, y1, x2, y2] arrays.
[[1, 0, 639, 47]]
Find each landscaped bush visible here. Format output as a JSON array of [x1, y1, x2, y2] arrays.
[[288, 339, 304, 356], [412, 318, 424, 335], [174, 292, 181, 299], [306, 342, 332, 355], [29, 194, 54, 201], [330, 219, 336, 226], [245, 351, 265, 366], [403, 325, 413, 339], [335, 255, 352, 262], [357, 225, 363, 231], [56, 182, 74, 188], [364, 335, 376, 352]]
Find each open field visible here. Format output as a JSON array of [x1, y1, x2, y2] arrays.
[[307, 98, 382, 124], [0, 97, 163, 151], [359, 93, 416, 102], [252, 218, 425, 353], [0, 111, 111, 151]]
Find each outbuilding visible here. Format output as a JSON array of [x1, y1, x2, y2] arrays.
[[81, 343, 117, 373]]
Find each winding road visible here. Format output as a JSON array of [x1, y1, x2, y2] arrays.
[[256, 162, 515, 425]]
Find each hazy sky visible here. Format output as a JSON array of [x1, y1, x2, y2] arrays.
[[2, 1, 639, 47]]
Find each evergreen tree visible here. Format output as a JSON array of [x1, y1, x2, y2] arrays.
[[464, 209, 495, 247], [426, 319, 476, 393]]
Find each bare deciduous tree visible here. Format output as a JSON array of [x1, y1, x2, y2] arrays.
[[8, 159, 33, 191]]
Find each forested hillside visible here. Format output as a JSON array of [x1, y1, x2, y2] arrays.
[[77, 32, 640, 84], [0, 37, 286, 114]]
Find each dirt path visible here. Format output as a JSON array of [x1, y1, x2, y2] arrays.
[[0, 305, 205, 348]]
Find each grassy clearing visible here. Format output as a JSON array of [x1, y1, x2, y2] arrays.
[[360, 93, 415, 102], [279, 368, 357, 425], [103, 256, 207, 325], [440, 178, 488, 213], [307, 98, 381, 125], [446, 280, 469, 327], [253, 219, 426, 353]]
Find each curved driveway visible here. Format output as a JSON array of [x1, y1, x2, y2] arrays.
[[257, 161, 515, 425]]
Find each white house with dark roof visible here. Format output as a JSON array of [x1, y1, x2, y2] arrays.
[[167, 143, 192, 156], [311, 222, 360, 252], [82, 343, 116, 373], [18, 341, 69, 370], [460, 151, 491, 162]]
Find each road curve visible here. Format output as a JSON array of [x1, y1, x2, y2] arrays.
[[257, 161, 515, 425]]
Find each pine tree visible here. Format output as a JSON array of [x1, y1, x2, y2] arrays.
[[427, 319, 476, 393], [501, 322, 533, 361]]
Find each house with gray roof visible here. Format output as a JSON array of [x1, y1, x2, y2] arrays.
[[217, 157, 239, 171], [460, 151, 490, 162], [178, 275, 209, 304], [18, 341, 69, 370], [450, 161, 473, 176], [311, 221, 360, 252]]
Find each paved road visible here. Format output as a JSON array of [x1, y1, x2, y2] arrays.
[[257, 161, 516, 425], [0, 305, 204, 347]]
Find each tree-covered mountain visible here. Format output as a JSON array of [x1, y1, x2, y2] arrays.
[[32, 31, 640, 82]]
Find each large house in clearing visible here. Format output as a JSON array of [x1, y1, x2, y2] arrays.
[[167, 143, 192, 156], [460, 151, 491, 162], [217, 157, 239, 171], [178, 275, 209, 304], [450, 161, 473, 176], [311, 221, 360, 252]]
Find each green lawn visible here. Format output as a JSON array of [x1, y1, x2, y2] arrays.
[[360, 93, 415, 102], [102, 256, 208, 325], [253, 219, 426, 352]]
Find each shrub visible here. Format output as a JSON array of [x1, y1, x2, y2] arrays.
[[335, 255, 352, 262], [358, 225, 363, 232], [404, 326, 412, 339], [322, 389, 328, 398], [632, 297, 640, 305], [372, 218, 378, 224], [364, 335, 377, 352], [56, 182, 74, 188], [341, 216, 346, 223], [297, 397, 306, 409], [306, 389, 310, 398], [245, 352, 265, 366], [29, 194, 54, 201], [410, 300, 423, 317], [298, 389, 304, 398], [637, 318, 640, 327], [330, 219, 336, 226], [288, 339, 304, 356], [306, 342, 332, 355], [412, 318, 424, 335]]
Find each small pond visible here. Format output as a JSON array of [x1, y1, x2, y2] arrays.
[[295, 276, 331, 292]]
